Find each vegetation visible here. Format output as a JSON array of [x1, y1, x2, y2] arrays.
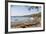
[[31, 12, 41, 17]]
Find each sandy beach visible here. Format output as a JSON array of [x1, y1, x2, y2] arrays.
[[11, 16, 41, 28]]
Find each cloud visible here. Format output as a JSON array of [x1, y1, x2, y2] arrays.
[[10, 5, 41, 16]]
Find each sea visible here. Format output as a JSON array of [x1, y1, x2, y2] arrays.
[[11, 16, 34, 22]]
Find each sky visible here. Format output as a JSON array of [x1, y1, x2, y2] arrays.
[[10, 5, 41, 16]]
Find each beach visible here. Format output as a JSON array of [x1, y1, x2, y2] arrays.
[[11, 12, 41, 28]]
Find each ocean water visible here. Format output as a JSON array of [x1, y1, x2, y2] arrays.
[[11, 16, 34, 22]]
